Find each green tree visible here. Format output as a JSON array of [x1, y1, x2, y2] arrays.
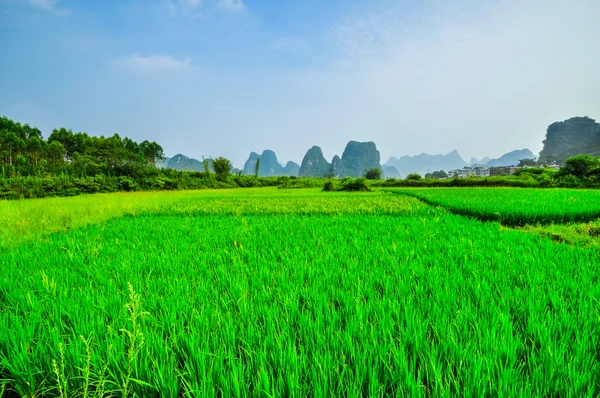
[[325, 167, 335, 179], [0, 131, 25, 166], [254, 157, 260, 177], [558, 154, 599, 179], [431, 170, 448, 179], [139, 140, 165, 165], [26, 137, 42, 166], [518, 158, 537, 167], [406, 173, 422, 181], [213, 156, 232, 181], [203, 157, 211, 174], [364, 168, 382, 180], [47, 141, 66, 165]]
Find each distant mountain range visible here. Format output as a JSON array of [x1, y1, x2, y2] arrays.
[[243, 150, 300, 177], [484, 149, 535, 167], [386, 150, 467, 178], [384, 149, 535, 177], [158, 154, 209, 172], [160, 147, 536, 179], [158, 116, 600, 178], [299, 141, 382, 178], [469, 156, 491, 166]]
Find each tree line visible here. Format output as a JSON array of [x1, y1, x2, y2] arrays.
[[2, 115, 600, 200], [0, 116, 164, 178]]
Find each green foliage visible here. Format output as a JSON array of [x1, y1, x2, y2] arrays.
[[340, 178, 370, 192], [364, 168, 382, 180], [1, 189, 599, 396], [212, 156, 232, 181], [1, 116, 164, 178], [517, 158, 537, 167], [557, 154, 599, 179], [254, 157, 260, 178], [405, 173, 422, 181], [322, 180, 335, 191], [424, 170, 448, 179]]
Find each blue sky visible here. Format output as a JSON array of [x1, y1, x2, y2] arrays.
[[1, 0, 599, 167]]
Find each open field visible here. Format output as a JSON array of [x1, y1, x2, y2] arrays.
[[1, 188, 599, 396], [385, 187, 600, 226]]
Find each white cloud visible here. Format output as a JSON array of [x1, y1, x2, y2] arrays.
[[119, 54, 191, 71], [272, 37, 311, 55], [217, 0, 244, 12], [180, 0, 201, 8], [268, 0, 600, 161], [21, 0, 71, 15], [165, 0, 204, 18]]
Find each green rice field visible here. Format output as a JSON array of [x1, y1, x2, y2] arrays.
[[1, 188, 599, 397], [386, 187, 600, 225]]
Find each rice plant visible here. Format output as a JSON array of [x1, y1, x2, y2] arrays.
[[1, 189, 599, 396], [387, 187, 600, 225]]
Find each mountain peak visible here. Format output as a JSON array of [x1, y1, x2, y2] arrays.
[[242, 150, 298, 176]]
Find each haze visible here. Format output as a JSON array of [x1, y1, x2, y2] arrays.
[[1, 0, 599, 168]]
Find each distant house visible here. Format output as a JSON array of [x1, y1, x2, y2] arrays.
[[447, 166, 490, 178], [473, 167, 490, 177], [449, 164, 559, 178]]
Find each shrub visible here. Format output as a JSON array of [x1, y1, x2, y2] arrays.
[[340, 178, 370, 192], [322, 180, 335, 192], [364, 168, 382, 180]]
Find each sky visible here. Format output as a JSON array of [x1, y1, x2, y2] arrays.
[[1, 0, 599, 167]]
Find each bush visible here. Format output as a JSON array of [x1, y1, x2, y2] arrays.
[[364, 168, 382, 180], [277, 176, 291, 187], [118, 177, 138, 192], [340, 178, 370, 192], [234, 175, 262, 188], [322, 180, 335, 192]]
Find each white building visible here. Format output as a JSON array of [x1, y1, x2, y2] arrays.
[[447, 166, 490, 178]]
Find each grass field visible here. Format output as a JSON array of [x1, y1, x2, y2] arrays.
[[385, 187, 600, 225], [1, 188, 599, 396]]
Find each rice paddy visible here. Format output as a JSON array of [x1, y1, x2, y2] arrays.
[[1, 188, 599, 397], [386, 187, 600, 225]]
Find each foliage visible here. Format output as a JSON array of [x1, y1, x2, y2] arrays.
[[517, 158, 537, 167], [0, 116, 164, 179], [1, 189, 599, 396], [424, 170, 448, 179], [212, 156, 232, 181], [322, 180, 335, 191], [557, 154, 600, 179], [405, 173, 422, 181], [339, 178, 370, 192], [364, 168, 382, 180]]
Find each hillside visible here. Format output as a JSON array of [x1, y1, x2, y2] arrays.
[[538, 116, 600, 164], [485, 149, 535, 167], [299, 146, 332, 177], [385, 150, 466, 178], [164, 154, 206, 172], [299, 141, 382, 178], [242, 150, 299, 177]]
